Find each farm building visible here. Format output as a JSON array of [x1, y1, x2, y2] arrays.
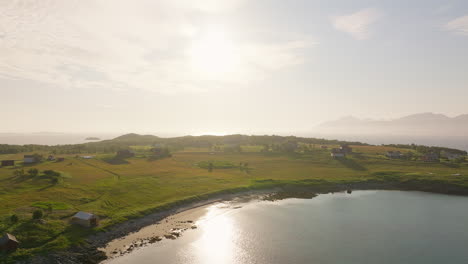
[[1, 160, 15, 167], [441, 152, 462, 161], [331, 148, 345, 158], [116, 149, 135, 158], [56, 157, 65, 162], [47, 155, 55, 161], [0, 233, 19, 252], [339, 144, 352, 154], [71, 211, 99, 227], [23, 155, 37, 163], [421, 153, 439, 162], [320, 145, 328, 149], [386, 151, 403, 159]]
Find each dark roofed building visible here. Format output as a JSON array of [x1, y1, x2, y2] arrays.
[[331, 148, 346, 158], [421, 153, 439, 162], [116, 149, 135, 158], [386, 151, 403, 159], [340, 144, 352, 154], [1, 160, 15, 167], [0, 233, 19, 252]]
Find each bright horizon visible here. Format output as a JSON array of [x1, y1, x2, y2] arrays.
[[1, 0, 468, 134]]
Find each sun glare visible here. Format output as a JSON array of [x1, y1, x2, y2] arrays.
[[189, 28, 241, 78]]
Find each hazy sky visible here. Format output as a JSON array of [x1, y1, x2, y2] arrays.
[[1, 0, 468, 135]]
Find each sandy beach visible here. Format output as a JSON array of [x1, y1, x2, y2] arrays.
[[95, 190, 276, 261], [100, 202, 213, 259]]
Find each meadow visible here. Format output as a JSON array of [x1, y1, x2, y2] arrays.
[[1, 141, 468, 261]]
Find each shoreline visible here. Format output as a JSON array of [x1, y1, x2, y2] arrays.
[[27, 179, 468, 264]]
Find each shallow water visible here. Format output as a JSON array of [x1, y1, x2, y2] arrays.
[[108, 191, 468, 264]]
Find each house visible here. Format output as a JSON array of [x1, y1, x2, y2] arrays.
[[47, 155, 55, 161], [71, 211, 99, 227], [23, 155, 36, 164], [421, 153, 439, 162], [320, 145, 328, 149], [56, 157, 65, 162], [441, 152, 462, 161], [0, 233, 19, 252], [331, 148, 345, 158], [1, 160, 15, 167], [116, 149, 135, 158], [386, 151, 403, 159], [340, 144, 352, 154]]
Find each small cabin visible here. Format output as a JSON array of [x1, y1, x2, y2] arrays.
[[0, 233, 19, 252], [23, 155, 36, 164], [331, 148, 345, 158], [442, 152, 462, 161], [421, 153, 439, 162], [1, 160, 15, 167], [71, 211, 99, 227], [386, 151, 402, 159], [340, 144, 352, 154], [116, 149, 135, 158]]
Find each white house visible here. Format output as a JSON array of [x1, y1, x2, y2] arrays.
[[386, 151, 402, 159], [71, 211, 99, 227], [442, 152, 462, 161], [23, 155, 36, 164]]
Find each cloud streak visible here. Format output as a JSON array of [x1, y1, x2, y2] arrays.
[[0, 0, 310, 94], [331, 8, 382, 40], [446, 15, 468, 36]]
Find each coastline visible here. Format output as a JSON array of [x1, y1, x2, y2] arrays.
[[25, 179, 468, 264]]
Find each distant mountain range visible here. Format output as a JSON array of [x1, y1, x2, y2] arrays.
[[315, 113, 468, 136]]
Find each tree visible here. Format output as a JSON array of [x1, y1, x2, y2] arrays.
[[280, 140, 298, 153], [28, 168, 39, 177], [10, 214, 18, 224], [32, 210, 43, 220], [51, 177, 59, 185], [13, 169, 25, 177]]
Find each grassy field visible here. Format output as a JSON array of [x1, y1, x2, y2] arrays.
[[1, 144, 468, 260]]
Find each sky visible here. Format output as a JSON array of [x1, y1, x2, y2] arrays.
[[1, 0, 468, 135]]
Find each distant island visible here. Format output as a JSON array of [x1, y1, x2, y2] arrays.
[[85, 137, 101, 141]]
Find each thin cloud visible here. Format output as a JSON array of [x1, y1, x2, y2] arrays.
[[0, 0, 311, 94], [331, 8, 382, 40], [446, 15, 468, 36]]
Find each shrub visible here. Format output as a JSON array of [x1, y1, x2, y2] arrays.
[[28, 168, 39, 177], [32, 210, 43, 220], [10, 214, 19, 224]]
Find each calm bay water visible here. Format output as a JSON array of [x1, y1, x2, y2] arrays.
[[108, 191, 468, 264]]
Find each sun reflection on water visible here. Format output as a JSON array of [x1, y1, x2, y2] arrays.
[[179, 204, 252, 264]]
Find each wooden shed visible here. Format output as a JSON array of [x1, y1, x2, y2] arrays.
[[0, 233, 19, 252], [1, 160, 15, 167], [71, 211, 99, 227]]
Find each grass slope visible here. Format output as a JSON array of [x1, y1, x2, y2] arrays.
[[1, 144, 468, 261]]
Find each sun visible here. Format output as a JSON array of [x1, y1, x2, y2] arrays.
[[189, 27, 240, 78]]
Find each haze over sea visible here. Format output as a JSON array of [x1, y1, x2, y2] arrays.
[[107, 191, 468, 264]]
